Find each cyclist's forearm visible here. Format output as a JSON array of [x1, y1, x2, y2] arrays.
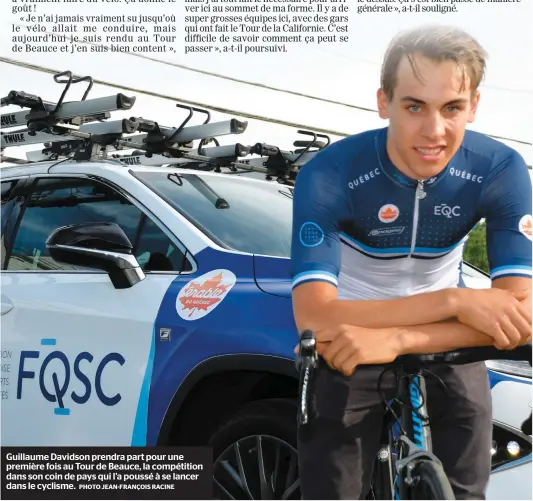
[[306, 288, 461, 332], [398, 319, 495, 355]]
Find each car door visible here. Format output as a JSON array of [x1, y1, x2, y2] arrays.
[[0, 173, 194, 446]]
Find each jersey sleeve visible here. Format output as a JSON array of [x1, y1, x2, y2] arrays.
[[290, 149, 348, 291], [478, 149, 532, 281]]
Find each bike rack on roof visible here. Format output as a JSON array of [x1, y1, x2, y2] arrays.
[[1, 69, 331, 185]]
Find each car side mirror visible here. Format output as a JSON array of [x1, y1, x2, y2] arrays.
[[45, 222, 145, 289]]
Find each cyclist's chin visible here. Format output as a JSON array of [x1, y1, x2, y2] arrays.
[[408, 153, 450, 180]]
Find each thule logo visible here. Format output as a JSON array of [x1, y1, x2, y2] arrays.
[[1, 114, 16, 126], [3, 133, 25, 144], [121, 157, 141, 165]]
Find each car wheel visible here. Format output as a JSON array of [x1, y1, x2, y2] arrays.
[[209, 398, 300, 500]]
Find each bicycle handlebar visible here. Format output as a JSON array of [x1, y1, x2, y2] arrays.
[[398, 343, 532, 368], [295, 330, 532, 433], [390, 344, 532, 387]]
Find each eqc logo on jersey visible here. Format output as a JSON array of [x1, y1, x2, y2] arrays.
[[434, 204, 461, 218], [17, 338, 126, 416]]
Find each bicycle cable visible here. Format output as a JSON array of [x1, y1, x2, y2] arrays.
[[377, 365, 407, 435], [415, 368, 452, 427], [377, 365, 451, 435], [397, 370, 450, 428]]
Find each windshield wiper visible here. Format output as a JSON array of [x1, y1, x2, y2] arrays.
[[167, 173, 230, 209]]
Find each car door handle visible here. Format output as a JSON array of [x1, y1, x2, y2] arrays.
[[1, 294, 14, 315]]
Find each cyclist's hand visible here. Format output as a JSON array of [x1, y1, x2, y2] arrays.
[[456, 288, 531, 350], [314, 324, 401, 376], [519, 290, 532, 344]]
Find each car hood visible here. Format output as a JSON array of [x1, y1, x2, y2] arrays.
[[460, 263, 491, 289], [253, 255, 292, 298]]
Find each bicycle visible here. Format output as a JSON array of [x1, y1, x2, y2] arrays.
[[295, 330, 532, 500]]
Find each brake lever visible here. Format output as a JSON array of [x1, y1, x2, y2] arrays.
[[295, 330, 317, 368], [296, 330, 318, 427]]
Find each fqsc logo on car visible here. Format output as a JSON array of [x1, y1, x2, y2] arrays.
[[16, 338, 125, 416]]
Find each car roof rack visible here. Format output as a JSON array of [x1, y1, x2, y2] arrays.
[[1, 70, 132, 130], [1, 69, 331, 185]]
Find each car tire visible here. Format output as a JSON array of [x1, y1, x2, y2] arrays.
[[209, 397, 300, 500]]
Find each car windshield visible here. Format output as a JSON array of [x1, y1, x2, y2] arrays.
[[133, 171, 293, 257]]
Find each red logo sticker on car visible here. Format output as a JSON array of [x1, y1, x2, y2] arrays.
[[176, 269, 237, 320]]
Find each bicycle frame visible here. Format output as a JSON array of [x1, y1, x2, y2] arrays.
[[402, 372, 433, 452], [370, 369, 435, 500], [296, 331, 531, 501]]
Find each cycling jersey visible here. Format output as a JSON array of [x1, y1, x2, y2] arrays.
[[291, 127, 532, 299]]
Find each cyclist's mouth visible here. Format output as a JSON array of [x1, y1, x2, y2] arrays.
[[414, 146, 446, 161]]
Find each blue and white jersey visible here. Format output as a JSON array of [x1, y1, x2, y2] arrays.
[[291, 127, 532, 300]]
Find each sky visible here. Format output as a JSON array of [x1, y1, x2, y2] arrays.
[[1, 0, 531, 167]]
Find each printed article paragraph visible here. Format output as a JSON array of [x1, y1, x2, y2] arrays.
[[9, 0, 524, 56], [1, 446, 213, 500]]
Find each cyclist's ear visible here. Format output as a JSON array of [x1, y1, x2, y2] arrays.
[[377, 88, 390, 119]]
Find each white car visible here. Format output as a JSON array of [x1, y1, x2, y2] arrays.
[[1, 79, 530, 499]]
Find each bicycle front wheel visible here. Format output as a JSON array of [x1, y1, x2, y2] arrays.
[[408, 460, 455, 500]]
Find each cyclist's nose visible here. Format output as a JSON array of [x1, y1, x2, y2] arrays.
[[420, 112, 446, 141]]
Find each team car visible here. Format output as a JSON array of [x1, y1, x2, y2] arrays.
[[0, 74, 531, 499]]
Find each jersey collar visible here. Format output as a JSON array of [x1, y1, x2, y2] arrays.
[[376, 127, 449, 189]]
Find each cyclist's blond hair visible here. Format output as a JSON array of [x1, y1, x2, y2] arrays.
[[380, 25, 488, 100]]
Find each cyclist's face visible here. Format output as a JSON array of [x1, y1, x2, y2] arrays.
[[377, 53, 480, 180]]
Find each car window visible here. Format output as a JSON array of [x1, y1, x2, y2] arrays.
[[135, 214, 192, 272], [1, 180, 18, 205], [133, 172, 293, 258], [6, 177, 191, 272], [1, 179, 20, 266], [1, 179, 19, 223]]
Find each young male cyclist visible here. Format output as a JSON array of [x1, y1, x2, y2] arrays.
[[291, 25, 532, 500]]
